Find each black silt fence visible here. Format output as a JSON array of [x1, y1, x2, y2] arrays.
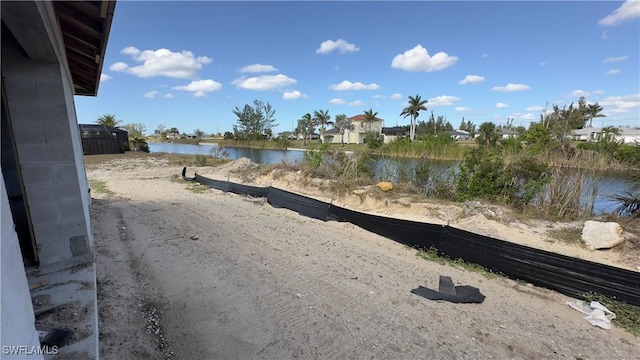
[[186, 170, 640, 307], [267, 187, 330, 221]]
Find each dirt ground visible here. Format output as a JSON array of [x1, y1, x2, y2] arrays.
[[88, 156, 639, 359]]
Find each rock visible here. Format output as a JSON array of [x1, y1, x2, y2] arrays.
[[376, 181, 393, 192], [461, 201, 501, 218], [581, 221, 624, 250]]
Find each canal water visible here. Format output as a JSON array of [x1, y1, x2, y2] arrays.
[[148, 142, 636, 215]]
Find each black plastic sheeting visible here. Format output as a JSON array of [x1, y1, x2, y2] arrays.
[[411, 275, 486, 304], [184, 169, 640, 307]]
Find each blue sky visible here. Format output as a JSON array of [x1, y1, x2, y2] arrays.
[[75, 0, 640, 135]]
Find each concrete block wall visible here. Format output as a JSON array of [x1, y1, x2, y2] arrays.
[[0, 173, 44, 360], [2, 30, 94, 266]]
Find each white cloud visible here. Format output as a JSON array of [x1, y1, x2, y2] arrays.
[[539, 60, 550, 67], [348, 100, 365, 107], [110, 46, 212, 78], [240, 63, 278, 73], [316, 39, 360, 54], [525, 105, 545, 111], [329, 80, 380, 91], [592, 90, 605, 95], [164, 93, 174, 98], [455, 107, 471, 112], [603, 55, 628, 63], [172, 79, 222, 97], [390, 93, 403, 100], [599, 0, 640, 26], [110, 62, 128, 71], [329, 98, 345, 105], [427, 95, 460, 107], [143, 90, 159, 99], [491, 83, 531, 92], [495, 102, 509, 109], [510, 112, 535, 120], [606, 69, 621, 75], [100, 73, 112, 82], [569, 89, 590, 97], [459, 74, 485, 85], [283, 90, 307, 100], [232, 74, 297, 91], [481, 54, 489, 58], [391, 44, 458, 72], [600, 93, 640, 114], [372, 95, 386, 99]]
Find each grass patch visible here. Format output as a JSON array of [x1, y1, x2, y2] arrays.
[[583, 293, 640, 336], [169, 175, 210, 194], [88, 180, 115, 197], [548, 227, 583, 245], [415, 246, 502, 279]]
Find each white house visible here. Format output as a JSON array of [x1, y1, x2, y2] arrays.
[[338, 114, 384, 144], [617, 127, 640, 145], [498, 128, 520, 139], [1, 1, 116, 358], [570, 126, 640, 145], [571, 127, 603, 142]]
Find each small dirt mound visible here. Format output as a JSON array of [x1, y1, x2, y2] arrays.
[[215, 157, 259, 174]]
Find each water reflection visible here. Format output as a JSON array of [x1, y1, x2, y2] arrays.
[[148, 142, 635, 215]]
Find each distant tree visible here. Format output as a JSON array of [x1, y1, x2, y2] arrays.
[[155, 123, 167, 137], [312, 109, 332, 143], [400, 94, 428, 142], [223, 131, 234, 140], [419, 112, 451, 137], [362, 109, 378, 133], [169, 127, 179, 134], [477, 122, 500, 149], [232, 100, 278, 140], [333, 114, 352, 147], [297, 113, 314, 146], [194, 129, 206, 140], [585, 103, 606, 142], [96, 114, 121, 127], [123, 123, 146, 139]]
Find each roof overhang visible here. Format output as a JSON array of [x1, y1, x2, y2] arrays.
[[54, 1, 117, 96], [2, 1, 116, 97]]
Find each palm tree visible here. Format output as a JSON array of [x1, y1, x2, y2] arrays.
[[363, 109, 378, 133], [298, 113, 313, 146], [312, 109, 332, 143], [477, 121, 500, 149], [400, 94, 428, 142], [333, 114, 353, 147], [585, 103, 606, 142], [96, 114, 121, 127]]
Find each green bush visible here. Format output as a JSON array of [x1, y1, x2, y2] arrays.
[[456, 148, 507, 202], [274, 136, 291, 149], [303, 143, 328, 170], [614, 144, 640, 166], [455, 148, 549, 208], [364, 132, 383, 149], [195, 154, 207, 166]]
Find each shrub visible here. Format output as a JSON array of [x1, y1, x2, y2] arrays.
[[614, 144, 640, 167], [364, 131, 383, 149], [455, 148, 549, 208], [209, 145, 229, 159], [195, 154, 207, 166], [456, 148, 507, 202], [303, 143, 328, 170]]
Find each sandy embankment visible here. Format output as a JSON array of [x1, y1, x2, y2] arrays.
[[88, 156, 639, 359]]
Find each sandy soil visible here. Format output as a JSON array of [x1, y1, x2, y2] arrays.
[[89, 157, 640, 359]]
